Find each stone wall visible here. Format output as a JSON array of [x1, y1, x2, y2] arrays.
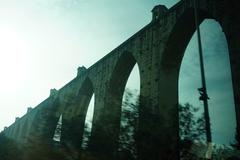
[[2, 0, 240, 159]]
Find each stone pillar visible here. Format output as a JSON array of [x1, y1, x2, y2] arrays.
[[61, 77, 94, 152], [27, 90, 60, 144], [88, 53, 136, 159], [137, 68, 179, 160], [61, 113, 85, 150], [223, 14, 240, 143], [61, 95, 92, 150], [88, 91, 121, 159]]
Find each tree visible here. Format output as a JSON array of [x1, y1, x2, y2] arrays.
[[118, 91, 206, 159], [23, 136, 69, 160], [179, 103, 205, 141], [179, 103, 206, 159], [81, 123, 92, 150], [118, 88, 139, 159], [0, 133, 23, 160]]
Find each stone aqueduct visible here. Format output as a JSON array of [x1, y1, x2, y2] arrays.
[[2, 0, 240, 159]]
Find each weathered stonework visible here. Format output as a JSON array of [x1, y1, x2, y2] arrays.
[[2, 0, 240, 159]]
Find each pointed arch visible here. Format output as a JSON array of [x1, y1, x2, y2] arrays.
[[53, 114, 62, 142], [162, 8, 211, 72], [105, 51, 140, 131], [108, 52, 138, 98], [89, 51, 141, 156], [61, 76, 94, 149], [160, 4, 238, 145], [75, 77, 94, 117]]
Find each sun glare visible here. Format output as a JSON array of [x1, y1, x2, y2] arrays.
[[0, 27, 30, 92]]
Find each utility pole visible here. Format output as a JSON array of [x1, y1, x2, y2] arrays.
[[193, 0, 212, 143]]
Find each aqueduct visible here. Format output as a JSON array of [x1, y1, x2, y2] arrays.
[[2, 0, 240, 159]]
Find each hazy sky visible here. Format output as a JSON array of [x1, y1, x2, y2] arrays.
[[0, 0, 236, 145]]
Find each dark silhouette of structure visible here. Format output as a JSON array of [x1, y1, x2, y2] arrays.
[[2, 0, 240, 159]]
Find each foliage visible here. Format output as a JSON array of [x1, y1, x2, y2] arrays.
[[118, 88, 139, 159], [211, 144, 240, 159], [179, 103, 206, 159], [0, 133, 23, 160], [23, 136, 70, 160], [179, 103, 206, 141], [0, 130, 77, 160], [81, 123, 91, 150], [179, 104, 240, 159], [0, 92, 212, 160], [117, 91, 206, 159], [180, 141, 240, 160]]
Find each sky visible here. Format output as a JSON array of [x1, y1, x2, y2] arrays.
[[179, 19, 236, 144], [0, 0, 236, 145]]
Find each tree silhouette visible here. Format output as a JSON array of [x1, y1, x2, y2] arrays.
[[179, 103, 206, 159], [81, 123, 92, 150], [0, 133, 23, 160], [118, 90, 206, 159], [179, 103, 205, 141], [0, 92, 209, 160], [118, 88, 139, 159]]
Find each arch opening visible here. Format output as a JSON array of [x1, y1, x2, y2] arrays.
[[61, 77, 94, 150], [118, 64, 140, 158], [76, 77, 95, 149], [53, 114, 62, 142], [178, 19, 236, 145], [81, 93, 95, 149], [160, 5, 238, 149], [105, 51, 141, 157]]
